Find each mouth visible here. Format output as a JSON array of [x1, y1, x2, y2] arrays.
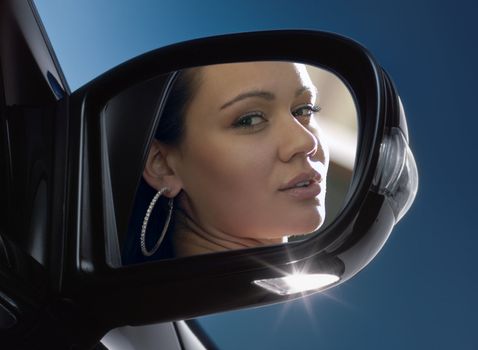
[[279, 172, 322, 200], [291, 179, 314, 188]]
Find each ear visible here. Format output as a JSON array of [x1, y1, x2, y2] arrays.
[[143, 139, 183, 198]]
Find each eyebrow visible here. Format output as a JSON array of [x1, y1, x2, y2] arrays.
[[295, 86, 318, 98], [219, 86, 318, 110], [220, 90, 274, 110]]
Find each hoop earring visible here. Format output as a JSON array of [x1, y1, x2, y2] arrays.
[[140, 187, 174, 257]]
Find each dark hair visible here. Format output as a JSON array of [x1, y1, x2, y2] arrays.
[[155, 68, 201, 145], [122, 68, 201, 264]]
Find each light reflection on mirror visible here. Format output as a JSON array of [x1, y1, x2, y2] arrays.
[[102, 62, 357, 266]]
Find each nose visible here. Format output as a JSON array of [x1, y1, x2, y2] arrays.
[[278, 115, 327, 164]]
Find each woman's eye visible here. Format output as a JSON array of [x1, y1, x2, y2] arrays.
[[232, 112, 267, 128], [292, 104, 321, 118]]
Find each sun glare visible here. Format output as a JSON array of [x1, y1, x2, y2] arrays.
[[253, 273, 340, 295]]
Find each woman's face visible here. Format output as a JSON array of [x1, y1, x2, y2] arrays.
[[169, 62, 329, 240]]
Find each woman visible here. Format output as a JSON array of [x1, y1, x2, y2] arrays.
[[123, 61, 329, 263]]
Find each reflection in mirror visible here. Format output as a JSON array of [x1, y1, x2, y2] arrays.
[[101, 62, 357, 266]]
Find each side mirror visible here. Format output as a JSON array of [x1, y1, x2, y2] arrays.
[[62, 30, 417, 343], [106, 61, 358, 264]]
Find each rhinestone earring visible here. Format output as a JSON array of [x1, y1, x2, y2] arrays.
[[140, 187, 174, 257]]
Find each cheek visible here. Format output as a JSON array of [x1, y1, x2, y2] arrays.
[[182, 136, 274, 186], [177, 135, 277, 225]]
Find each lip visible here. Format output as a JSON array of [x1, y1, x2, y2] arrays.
[[279, 171, 322, 190], [278, 171, 322, 200]]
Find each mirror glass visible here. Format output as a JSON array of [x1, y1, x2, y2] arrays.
[[100, 61, 357, 266]]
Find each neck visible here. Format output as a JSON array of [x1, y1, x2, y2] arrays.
[[172, 208, 284, 257]]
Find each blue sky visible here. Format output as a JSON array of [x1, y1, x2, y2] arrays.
[[34, 0, 478, 348]]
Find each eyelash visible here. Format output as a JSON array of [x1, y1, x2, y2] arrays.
[[232, 112, 267, 129], [231, 104, 321, 129], [292, 104, 321, 118]]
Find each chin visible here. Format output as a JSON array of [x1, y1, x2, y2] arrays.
[[290, 221, 323, 236], [292, 209, 325, 235], [244, 207, 326, 240], [273, 211, 325, 238]]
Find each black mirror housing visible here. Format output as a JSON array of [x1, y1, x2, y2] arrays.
[[63, 30, 416, 329]]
